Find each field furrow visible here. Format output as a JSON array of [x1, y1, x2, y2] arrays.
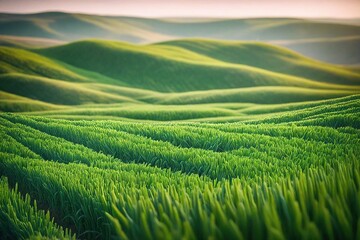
[[0, 177, 74, 239]]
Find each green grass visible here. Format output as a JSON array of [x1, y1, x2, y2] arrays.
[[188, 95, 360, 124], [0, 73, 137, 105], [0, 32, 360, 239], [149, 87, 359, 105], [0, 46, 87, 82], [0, 96, 359, 239], [0, 177, 74, 239], [156, 39, 360, 84], [11, 95, 356, 122], [0, 92, 359, 239], [27, 104, 238, 121]]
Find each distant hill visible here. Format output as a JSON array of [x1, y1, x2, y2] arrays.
[[0, 12, 359, 64], [272, 36, 360, 65], [0, 35, 64, 48]]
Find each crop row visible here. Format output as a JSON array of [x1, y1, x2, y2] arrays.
[[1, 111, 359, 239], [1, 115, 281, 179], [0, 117, 208, 186], [0, 177, 74, 239], [0, 150, 358, 240], [3, 114, 359, 179], [20, 114, 359, 150], [246, 96, 360, 127]]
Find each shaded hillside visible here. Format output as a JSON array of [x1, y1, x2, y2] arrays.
[[0, 73, 137, 105], [276, 36, 360, 65], [36, 39, 360, 92], [155, 39, 360, 84], [0, 46, 87, 82]]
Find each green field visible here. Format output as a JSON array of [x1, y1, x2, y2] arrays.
[[1, 15, 360, 239], [1, 98, 359, 239]]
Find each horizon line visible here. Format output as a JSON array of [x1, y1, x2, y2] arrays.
[[1, 10, 360, 20]]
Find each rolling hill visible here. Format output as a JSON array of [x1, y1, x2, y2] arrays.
[[35, 39, 360, 91], [1, 12, 360, 64], [0, 38, 359, 121], [1, 12, 360, 240]]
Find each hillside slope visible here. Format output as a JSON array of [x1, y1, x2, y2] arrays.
[[155, 39, 360, 84], [0, 38, 359, 120], [36, 39, 360, 92], [275, 36, 360, 65]]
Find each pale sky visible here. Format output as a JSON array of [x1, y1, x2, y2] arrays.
[[0, 0, 359, 18]]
